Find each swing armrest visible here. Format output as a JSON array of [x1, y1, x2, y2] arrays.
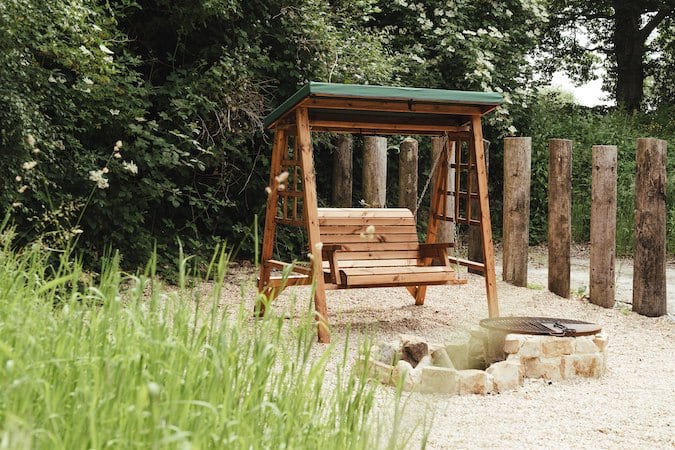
[[321, 244, 345, 284], [419, 243, 453, 265]]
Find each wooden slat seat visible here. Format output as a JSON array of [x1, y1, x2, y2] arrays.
[[317, 208, 465, 288]]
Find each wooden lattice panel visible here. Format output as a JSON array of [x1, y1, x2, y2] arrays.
[[275, 138, 305, 227]]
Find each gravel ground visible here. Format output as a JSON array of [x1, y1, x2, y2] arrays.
[[221, 249, 675, 449]]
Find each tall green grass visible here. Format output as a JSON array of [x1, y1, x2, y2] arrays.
[[0, 233, 412, 449]]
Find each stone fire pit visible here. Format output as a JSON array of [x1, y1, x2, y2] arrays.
[[364, 326, 608, 395]]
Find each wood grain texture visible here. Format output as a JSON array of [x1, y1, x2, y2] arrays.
[[502, 137, 531, 287], [633, 138, 667, 317], [362, 136, 387, 208], [590, 145, 617, 308], [548, 139, 572, 298]]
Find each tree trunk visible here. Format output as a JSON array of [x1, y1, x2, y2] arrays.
[[613, 0, 646, 112]]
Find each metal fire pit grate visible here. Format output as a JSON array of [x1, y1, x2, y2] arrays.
[[479, 317, 601, 337]]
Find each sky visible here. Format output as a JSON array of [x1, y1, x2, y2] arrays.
[[550, 71, 615, 107]]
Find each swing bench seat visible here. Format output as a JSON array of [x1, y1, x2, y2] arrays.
[[318, 208, 466, 288]]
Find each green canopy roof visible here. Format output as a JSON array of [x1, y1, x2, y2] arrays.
[[264, 82, 503, 129]]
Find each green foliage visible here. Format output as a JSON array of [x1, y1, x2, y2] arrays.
[[513, 93, 675, 254], [0, 239, 413, 449]]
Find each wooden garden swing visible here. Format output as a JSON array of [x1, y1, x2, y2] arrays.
[[258, 82, 502, 343]]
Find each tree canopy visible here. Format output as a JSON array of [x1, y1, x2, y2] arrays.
[[0, 0, 672, 267], [541, 0, 674, 111]]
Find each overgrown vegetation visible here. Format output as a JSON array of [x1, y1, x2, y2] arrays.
[[0, 227, 414, 449], [0, 0, 672, 268]]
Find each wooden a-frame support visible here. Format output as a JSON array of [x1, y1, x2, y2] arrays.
[[257, 83, 501, 343]]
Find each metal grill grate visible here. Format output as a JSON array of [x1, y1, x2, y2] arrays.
[[479, 317, 601, 337]]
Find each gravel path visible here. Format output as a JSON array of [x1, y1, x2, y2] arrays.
[[222, 250, 675, 449]]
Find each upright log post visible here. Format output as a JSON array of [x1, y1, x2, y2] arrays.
[[332, 134, 353, 207], [502, 137, 531, 287], [548, 139, 572, 298], [363, 136, 387, 207], [398, 138, 418, 215], [468, 139, 490, 273], [431, 137, 454, 243], [633, 138, 668, 317], [589, 145, 617, 308]]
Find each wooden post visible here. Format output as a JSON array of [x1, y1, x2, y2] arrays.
[[296, 108, 330, 343], [548, 139, 572, 298], [431, 137, 455, 244], [332, 134, 353, 207], [399, 138, 418, 214], [589, 145, 618, 308], [362, 136, 387, 207], [471, 116, 499, 318], [257, 130, 287, 315], [414, 137, 448, 306], [633, 138, 668, 317], [502, 137, 531, 287], [468, 139, 490, 273]]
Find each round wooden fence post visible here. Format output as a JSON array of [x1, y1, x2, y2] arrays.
[[502, 137, 531, 287], [548, 139, 572, 298], [399, 138, 418, 215], [633, 138, 668, 316], [332, 134, 353, 207], [431, 137, 454, 243], [363, 136, 387, 208], [589, 145, 617, 308]]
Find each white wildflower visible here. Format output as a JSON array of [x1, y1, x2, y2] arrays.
[[89, 170, 109, 189], [113, 152, 122, 159], [265, 186, 272, 195], [71, 227, 84, 234], [109, 109, 120, 116], [275, 171, 289, 183], [26, 134, 36, 147], [99, 44, 114, 55], [82, 77, 94, 85], [134, 117, 146, 122], [22, 161, 37, 170], [32, 147, 40, 155], [48, 75, 57, 83], [79, 45, 92, 56], [11, 202, 22, 208], [102, 167, 109, 174], [18, 185, 28, 193], [103, 56, 113, 64], [15, 176, 21, 182], [147, 382, 161, 398], [122, 160, 138, 175], [55, 140, 65, 150], [114, 140, 123, 150], [507, 125, 517, 135]]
